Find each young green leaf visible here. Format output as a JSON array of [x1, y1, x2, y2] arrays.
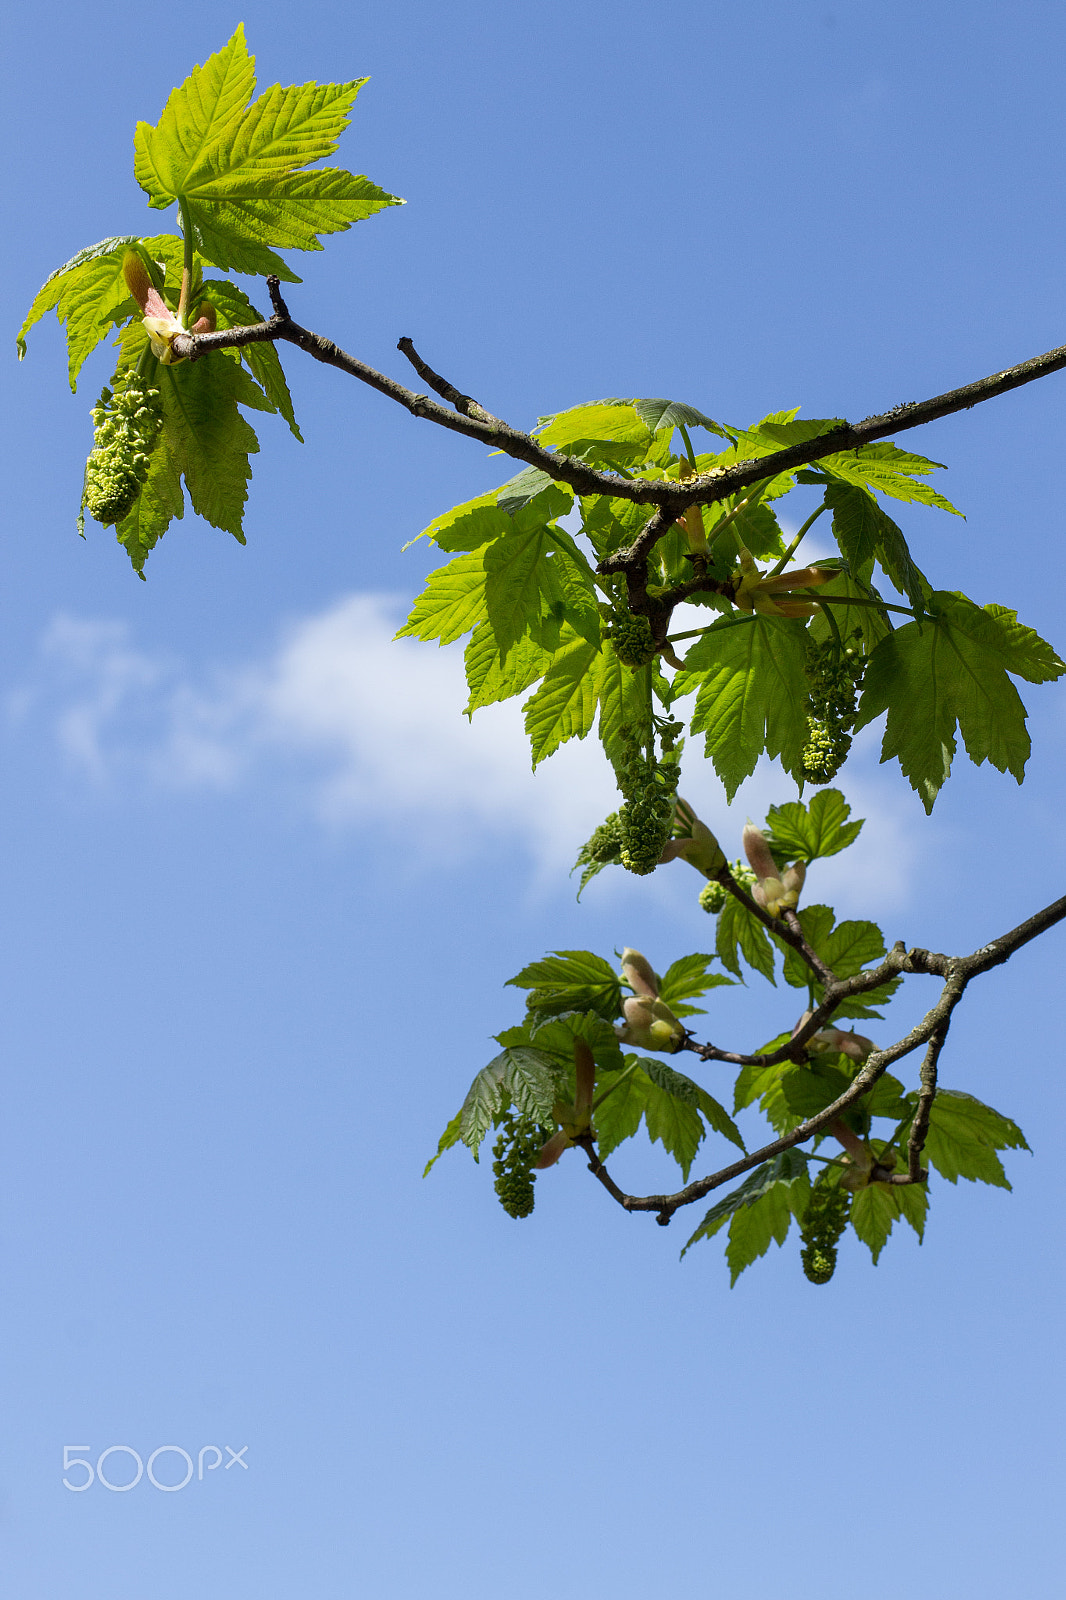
[[396, 549, 490, 646], [112, 431, 185, 577], [529, 1011, 625, 1075], [522, 633, 603, 765], [423, 1110, 463, 1177], [656, 953, 735, 1017], [483, 523, 556, 655], [763, 789, 864, 864], [536, 400, 654, 463], [850, 1181, 928, 1263], [778, 905, 836, 987], [921, 1089, 1029, 1187], [579, 491, 654, 560], [463, 623, 550, 715], [201, 280, 302, 438], [496, 466, 568, 516], [17, 234, 185, 390], [507, 950, 622, 1023], [592, 1060, 651, 1159], [159, 353, 266, 541], [855, 591, 1065, 810], [596, 653, 653, 762], [500, 1047, 561, 1123], [458, 1056, 509, 1156], [630, 398, 733, 439], [680, 1150, 810, 1278], [820, 442, 963, 517], [681, 614, 809, 797], [808, 571, 893, 655], [715, 894, 777, 984], [133, 27, 402, 278], [639, 1076, 706, 1179], [643, 1059, 744, 1153]]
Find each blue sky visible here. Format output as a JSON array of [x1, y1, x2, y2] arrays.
[[3, 2, 1066, 1595]]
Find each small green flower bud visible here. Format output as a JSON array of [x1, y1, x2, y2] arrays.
[[801, 637, 866, 783], [608, 611, 659, 668], [799, 1171, 851, 1285], [699, 881, 727, 914], [492, 1109, 554, 1216], [81, 371, 164, 528]]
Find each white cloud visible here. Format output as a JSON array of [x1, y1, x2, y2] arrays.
[[10, 594, 927, 902]]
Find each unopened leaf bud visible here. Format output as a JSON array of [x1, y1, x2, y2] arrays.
[[535, 1128, 573, 1169], [743, 825, 803, 915], [810, 1027, 875, 1061], [742, 823, 777, 882], [616, 994, 685, 1053], [670, 808, 726, 879], [189, 301, 217, 336], [121, 250, 152, 306], [621, 948, 659, 998]]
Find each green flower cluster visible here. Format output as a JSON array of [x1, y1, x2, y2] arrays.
[[572, 810, 625, 894], [799, 1171, 852, 1284], [492, 1110, 551, 1219], [82, 371, 164, 527], [614, 736, 681, 876], [607, 610, 659, 668], [800, 637, 866, 784], [698, 859, 757, 914]]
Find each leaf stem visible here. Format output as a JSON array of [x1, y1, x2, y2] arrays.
[[592, 1059, 640, 1111], [768, 503, 828, 576], [677, 423, 699, 473], [177, 196, 195, 324], [813, 591, 917, 617]]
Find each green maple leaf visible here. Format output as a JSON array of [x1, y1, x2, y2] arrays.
[[680, 1151, 810, 1282], [596, 653, 653, 763], [396, 549, 490, 646], [676, 613, 809, 797], [921, 1089, 1029, 1187], [856, 591, 1066, 810], [763, 789, 864, 863], [536, 400, 655, 463], [529, 1011, 625, 1075], [592, 1059, 740, 1178], [159, 353, 268, 541], [507, 949, 622, 1023], [821, 479, 930, 611], [201, 280, 302, 438], [133, 25, 402, 279], [523, 634, 603, 765], [819, 442, 963, 517], [463, 623, 550, 715], [112, 433, 185, 578], [637, 1062, 707, 1179], [17, 234, 184, 389], [715, 894, 777, 984], [483, 523, 557, 655], [850, 1182, 927, 1263], [656, 953, 734, 1017]]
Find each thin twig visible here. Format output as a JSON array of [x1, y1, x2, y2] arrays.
[[906, 1022, 948, 1181], [582, 893, 1066, 1223], [396, 337, 502, 424], [174, 289, 1066, 537]]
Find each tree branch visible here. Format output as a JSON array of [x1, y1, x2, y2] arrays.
[[173, 287, 1066, 539], [396, 336, 502, 424], [584, 893, 1066, 1224], [906, 1022, 947, 1182]]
